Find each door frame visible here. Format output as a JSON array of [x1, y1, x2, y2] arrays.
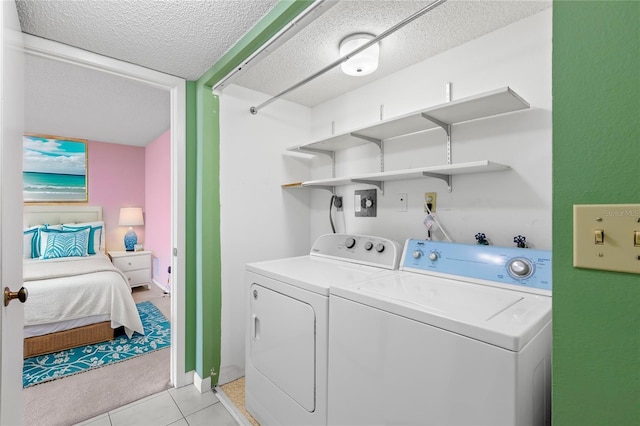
[[22, 34, 188, 387]]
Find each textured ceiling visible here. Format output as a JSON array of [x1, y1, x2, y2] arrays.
[[16, 0, 551, 146], [24, 54, 170, 146], [17, 0, 279, 146], [16, 0, 280, 80], [232, 0, 552, 107]]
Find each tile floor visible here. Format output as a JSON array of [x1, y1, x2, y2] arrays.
[[75, 285, 244, 426], [76, 384, 241, 426]]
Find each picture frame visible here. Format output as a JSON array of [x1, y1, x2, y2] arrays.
[[23, 133, 88, 203]]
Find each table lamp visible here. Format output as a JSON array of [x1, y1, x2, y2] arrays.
[[119, 207, 144, 251]]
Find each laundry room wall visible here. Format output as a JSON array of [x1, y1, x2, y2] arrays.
[[218, 84, 312, 383], [308, 8, 552, 249]]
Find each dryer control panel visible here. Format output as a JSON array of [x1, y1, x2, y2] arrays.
[[311, 234, 402, 270], [402, 240, 552, 294]]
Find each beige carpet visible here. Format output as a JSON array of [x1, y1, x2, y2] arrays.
[[220, 377, 259, 426], [24, 348, 170, 426], [24, 288, 172, 426]]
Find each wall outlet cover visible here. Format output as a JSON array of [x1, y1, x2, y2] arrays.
[[355, 189, 377, 217], [424, 192, 437, 213]]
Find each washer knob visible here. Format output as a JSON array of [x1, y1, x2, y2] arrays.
[[375, 243, 385, 253], [364, 241, 373, 251], [428, 251, 439, 261], [509, 259, 531, 277], [345, 237, 356, 249], [413, 250, 423, 259]]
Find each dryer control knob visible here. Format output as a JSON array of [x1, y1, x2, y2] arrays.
[[375, 243, 385, 253], [413, 250, 423, 259], [364, 241, 373, 251], [428, 251, 439, 261], [509, 259, 532, 277], [345, 237, 356, 249]]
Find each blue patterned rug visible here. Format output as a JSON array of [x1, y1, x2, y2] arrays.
[[23, 301, 170, 388]]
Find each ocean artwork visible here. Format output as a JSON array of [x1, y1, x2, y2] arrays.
[[23, 134, 88, 202]]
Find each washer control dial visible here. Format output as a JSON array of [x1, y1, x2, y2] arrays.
[[508, 258, 533, 279], [364, 241, 373, 251], [413, 250, 423, 259], [375, 243, 385, 253], [428, 251, 439, 261], [345, 237, 356, 249]]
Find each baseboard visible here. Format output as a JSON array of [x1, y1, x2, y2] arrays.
[[179, 369, 195, 388], [152, 278, 170, 293], [193, 371, 211, 394]]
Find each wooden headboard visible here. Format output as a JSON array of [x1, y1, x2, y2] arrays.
[[23, 205, 103, 228]]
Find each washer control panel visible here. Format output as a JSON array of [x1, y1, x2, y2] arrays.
[[311, 233, 402, 270], [402, 240, 552, 292]]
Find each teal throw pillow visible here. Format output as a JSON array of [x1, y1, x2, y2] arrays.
[[41, 228, 90, 260]]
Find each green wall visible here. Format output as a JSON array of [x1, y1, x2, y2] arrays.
[[552, 2, 640, 424], [185, 81, 197, 371], [186, 0, 315, 384]]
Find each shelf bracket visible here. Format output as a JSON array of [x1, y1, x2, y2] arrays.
[[420, 113, 451, 137], [350, 133, 385, 174], [302, 185, 335, 194], [351, 179, 384, 193], [422, 172, 452, 192], [291, 147, 336, 178], [421, 112, 452, 165], [350, 133, 383, 149]]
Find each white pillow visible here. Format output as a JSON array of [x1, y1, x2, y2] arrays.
[[23, 224, 62, 259]]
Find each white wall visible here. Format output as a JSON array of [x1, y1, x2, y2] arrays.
[[219, 8, 552, 382], [218, 84, 312, 383], [309, 9, 552, 250]]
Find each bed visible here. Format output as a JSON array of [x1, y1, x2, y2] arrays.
[[22, 205, 144, 358]]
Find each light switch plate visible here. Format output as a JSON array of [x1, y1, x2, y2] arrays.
[[573, 204, 640, 274]]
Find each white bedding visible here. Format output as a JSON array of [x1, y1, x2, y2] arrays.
[[23, 253, 144, 338]]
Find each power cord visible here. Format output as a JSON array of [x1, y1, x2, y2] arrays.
[[329, 195, 343, 233]]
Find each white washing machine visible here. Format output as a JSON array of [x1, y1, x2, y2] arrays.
[[245, 233, 402, 426], [328, 239, 553, 426]]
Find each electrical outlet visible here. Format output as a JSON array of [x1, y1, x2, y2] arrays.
[[355, 189, 377, 217], [333, 196, 343, 211], [424, 192, 437, 213], [398, 193, 408, 212]]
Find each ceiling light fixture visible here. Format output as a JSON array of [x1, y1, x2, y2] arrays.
[[339, 33, 379, 76]]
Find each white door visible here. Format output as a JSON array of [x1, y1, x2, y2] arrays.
[[0, 1, 25, 424], [249, 284, 316, 412]]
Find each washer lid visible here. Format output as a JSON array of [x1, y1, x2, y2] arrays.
[[331, 272, 551, 351], [246, 256, 393, 296]]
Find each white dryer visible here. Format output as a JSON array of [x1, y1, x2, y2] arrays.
[[328, 239, 553, 426], [245, 234, 401, 426]]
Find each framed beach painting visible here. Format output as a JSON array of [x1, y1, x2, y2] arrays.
[[23, 134, 88, 203]]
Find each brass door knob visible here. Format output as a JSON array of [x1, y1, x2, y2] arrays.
[[4, 287, 28, 307]]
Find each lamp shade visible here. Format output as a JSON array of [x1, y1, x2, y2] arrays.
[[339, 33, 379, 76], [118, 207, 144, 226]]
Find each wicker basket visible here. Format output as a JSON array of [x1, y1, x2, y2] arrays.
[[24, 321, 116, 358]]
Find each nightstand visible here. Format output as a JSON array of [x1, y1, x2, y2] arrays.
[[109, 250, 152, 289]]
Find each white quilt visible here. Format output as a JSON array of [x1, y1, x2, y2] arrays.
[[23, 254, 144, 338]]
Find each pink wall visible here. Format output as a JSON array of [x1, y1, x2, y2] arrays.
[[88, 140, 145, 251], [144, 130, 171, 290]]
